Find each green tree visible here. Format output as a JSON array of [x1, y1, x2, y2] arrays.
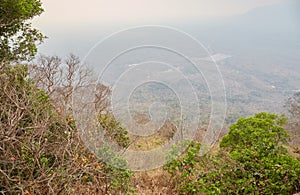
[[0, 0, 44, 64], [220, 112, 289, 155], [165, 113, 300, 194]]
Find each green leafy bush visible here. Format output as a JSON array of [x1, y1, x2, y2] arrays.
[[220, 112, 289, 154], [165, 112, 300, 194], [164, 141, 202, 194], [0, 0, 45, 62]]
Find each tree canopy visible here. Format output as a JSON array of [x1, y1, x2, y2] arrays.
[[165, 112, 300, 194], [0, 0, 44, 64], [220, 112, 289, 154]]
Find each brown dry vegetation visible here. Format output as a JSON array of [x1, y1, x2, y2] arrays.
[[0, 55, 132, 194]]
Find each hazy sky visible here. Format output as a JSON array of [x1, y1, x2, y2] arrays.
[[32, 0, 298, 57], [33, 0, 288, 27]]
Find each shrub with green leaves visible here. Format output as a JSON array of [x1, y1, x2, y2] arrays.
[[220, 112, 289, 154], [0, 0, 45, 63], [165, 112, 300, 194], [164, 141, 203, 194], [218, 112, 300, 194], [98, 113, 130, 148]]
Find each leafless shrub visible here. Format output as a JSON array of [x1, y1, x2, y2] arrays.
[[285, 92, 300, 146], [285, 92, 300, 125], [0, 56, 131, 194], [30, 54, 111, 116]]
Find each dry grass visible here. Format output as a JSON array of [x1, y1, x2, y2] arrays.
[[132, 169, 175, 195], [128, 114, 176, 151]]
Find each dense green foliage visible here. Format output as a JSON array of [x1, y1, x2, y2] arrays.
[[165, 113, 300, 194], [220, 112, 289, 154], [0, 0, 44, 63]]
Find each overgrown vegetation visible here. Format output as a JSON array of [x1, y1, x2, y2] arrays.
[[98, 114, 130, 148], [0, 0, 45, 63], [1, 0, 300, 194], [0, 1, 133, 193], [0, 60, 134, 194], [165, 113, 300, 194]]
